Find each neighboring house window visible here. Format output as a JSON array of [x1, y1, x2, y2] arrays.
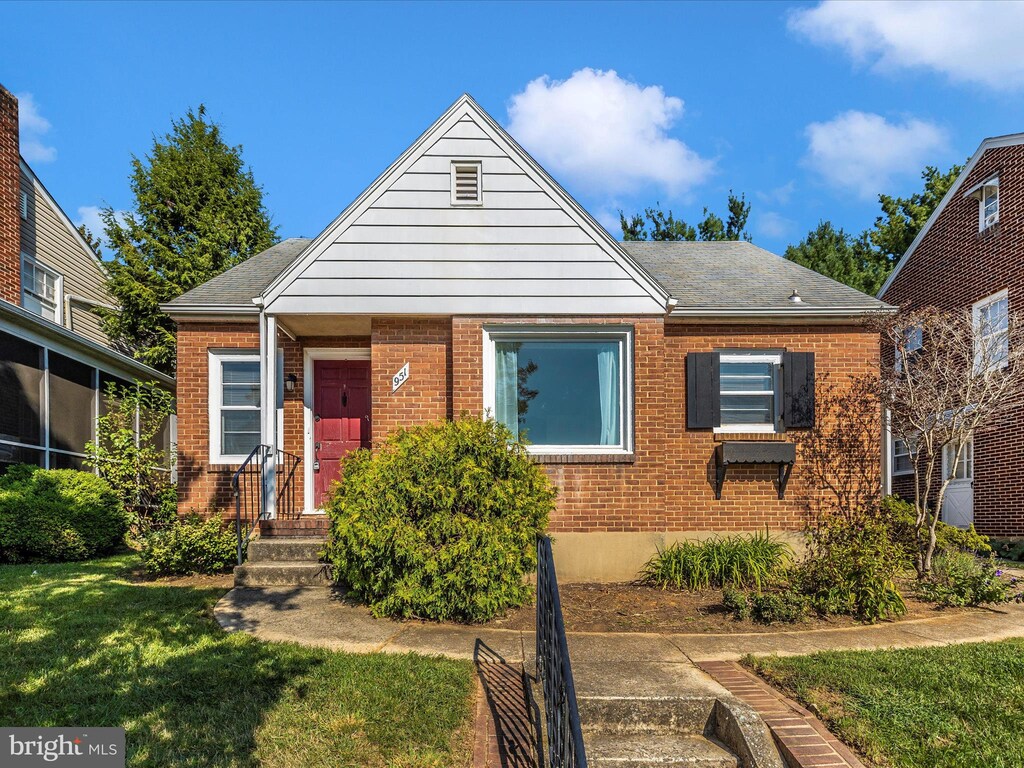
[[892, 438, 914, 476], [209, 350, 261, 463], [895, 325, 923, 373], [717, 352, 782, 433], [973, 289, 1009, 372], [980, 178, 999, 230], [21, 255, 63, 324], [451, 161, 482, 205], [483, 327, 631, 453]]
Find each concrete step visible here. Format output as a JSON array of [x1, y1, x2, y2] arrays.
[[579, 696, 717, 735], [260, 517, 330, 537], [248, 537, 325, 563], [585, 732, 738, 767], [234, 561, 333, 587]]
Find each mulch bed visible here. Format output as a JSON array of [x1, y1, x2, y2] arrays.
[[486, 581, 975, 634]]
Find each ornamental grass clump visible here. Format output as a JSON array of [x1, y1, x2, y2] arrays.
[[323, 416, 555, 623], [639, 531, 792, 591]]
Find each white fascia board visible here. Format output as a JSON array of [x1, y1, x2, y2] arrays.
[[667, 305, 895, 323], [261, 94, 670, 312], [161, 303, 260, 320], [877, 132, 1024, 300]]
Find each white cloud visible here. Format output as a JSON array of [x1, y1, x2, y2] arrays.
[[803, 111, 949, 199], [756, 211, 795, 240], [789, 1, 1024, 90], [507, 68, 714, 196], [16, 92, 56, 163], [75, 205, 128, 250]]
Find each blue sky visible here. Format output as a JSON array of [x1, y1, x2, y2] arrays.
[[5, 0, 1024, 255]]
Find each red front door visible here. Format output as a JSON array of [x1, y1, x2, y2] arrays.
[[313, 359, 371, 508]]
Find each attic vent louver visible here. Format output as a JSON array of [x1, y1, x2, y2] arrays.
[[451, 161, 482, 206]]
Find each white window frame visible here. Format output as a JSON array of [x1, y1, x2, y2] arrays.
[[450, 160, 483, 206], [714, 351, 783, 435], [972, 289, 1009, 373], [20, 254, 63, 325], [892, 437, 915, 476], [208, 349, 261, 465], [978, 177, 999, 231], [481, 325, 633, 455]]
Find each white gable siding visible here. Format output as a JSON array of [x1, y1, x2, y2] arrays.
[[268, 112, 665, 315]]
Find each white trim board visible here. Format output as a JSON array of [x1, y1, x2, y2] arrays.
[[302, 347, 372, 514]]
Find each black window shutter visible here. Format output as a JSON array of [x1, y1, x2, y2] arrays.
[[783, 351, 815, 429], [686, 352, 720, 428]]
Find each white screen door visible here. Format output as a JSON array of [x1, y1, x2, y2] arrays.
[[942, 440, 974, 528]]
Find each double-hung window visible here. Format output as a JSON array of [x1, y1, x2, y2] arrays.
[[892, 438, 914, 476], [484, 327, 632, 454], [21, 255, 62, 324], [718, 352, 782, 432], [973, 290, 1009, 372], [895, 325, 923, 373], [209, 351, 261, 463]]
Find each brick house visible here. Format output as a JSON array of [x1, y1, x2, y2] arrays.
[[880, 132, 1024, 538], [165, 95, 889, 580], [0, 84, 174, 475]]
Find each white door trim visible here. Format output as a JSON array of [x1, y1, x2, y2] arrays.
[[303, 347, 372, 514], [941, 440, 975, 528]]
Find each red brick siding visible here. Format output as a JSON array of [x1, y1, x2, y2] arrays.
[[177, 316, 880, 535], [0, 85, 20, 304], [883, 143, 1024, 536]]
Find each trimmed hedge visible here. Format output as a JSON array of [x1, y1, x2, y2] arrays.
[[139, 514, 237, 576], [0, 464, 127, 562], [323, 416, 555, 622]]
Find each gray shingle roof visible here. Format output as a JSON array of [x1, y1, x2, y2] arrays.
[[165, 238, 312, 309], [621, 241, 891, 312], [165, 236, 890, 314]]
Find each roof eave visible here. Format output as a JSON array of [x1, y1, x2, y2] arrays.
[[667, 305, 895, 324], [162, 303, 261, 322], [0, 300, 175, 386]]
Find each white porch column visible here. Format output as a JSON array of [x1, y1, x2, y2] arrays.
[[260, 312, 278, 518]]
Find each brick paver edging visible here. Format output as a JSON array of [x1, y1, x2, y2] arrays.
[[698, 661, 866, 768]]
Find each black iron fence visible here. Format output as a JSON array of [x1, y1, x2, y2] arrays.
[[536, 535, 588, 768], [231, 445, 302, 565]]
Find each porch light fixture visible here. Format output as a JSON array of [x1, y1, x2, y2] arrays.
[[285, 373, 297, 392]]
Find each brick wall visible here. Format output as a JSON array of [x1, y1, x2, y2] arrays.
[[0, 85, 20, 304], [177, 316, 880, 536], [883, 142, 1024, 536]]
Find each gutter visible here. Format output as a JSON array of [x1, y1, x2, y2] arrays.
[[161, 302, 261, 322], [667, 305, 896, 323]]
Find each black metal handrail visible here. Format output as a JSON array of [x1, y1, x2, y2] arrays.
[[231, 445, 303, 565], [536, 535, 588, 768]]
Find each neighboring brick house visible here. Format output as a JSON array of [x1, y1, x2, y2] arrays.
[[880, 132, 1024, 538], [0, 84, 174, 474], [164, 94, 889, 580]]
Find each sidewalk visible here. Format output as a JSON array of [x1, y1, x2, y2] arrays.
[[214, 586, 1024, 662]]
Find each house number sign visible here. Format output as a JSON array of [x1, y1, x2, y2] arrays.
[[392, 362, 410, 392]]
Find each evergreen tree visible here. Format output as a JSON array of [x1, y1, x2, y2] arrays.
[[77, 224, 102, 258], [100, 106, 277, 373], [619, 191, 751, 242], [785, 222, 888, 296], [870, 164, 962, 264]]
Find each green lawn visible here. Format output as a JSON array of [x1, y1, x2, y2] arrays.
[[0, 555, 475, 767], [746, 641, 1024, 768]]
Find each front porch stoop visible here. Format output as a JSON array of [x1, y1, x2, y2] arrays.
[[234, 535, 332, 587]]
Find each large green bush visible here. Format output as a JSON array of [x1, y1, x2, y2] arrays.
[[139, 514, 237, 576], [0, 465, 127, 562], [639, 532, 792, 591], [917, 552, 1011, 607], [796, 512, 907, 623], [323, 417, 555, 622]]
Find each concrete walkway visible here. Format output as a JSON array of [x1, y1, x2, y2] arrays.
[[214, 586, 1024, 662]]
